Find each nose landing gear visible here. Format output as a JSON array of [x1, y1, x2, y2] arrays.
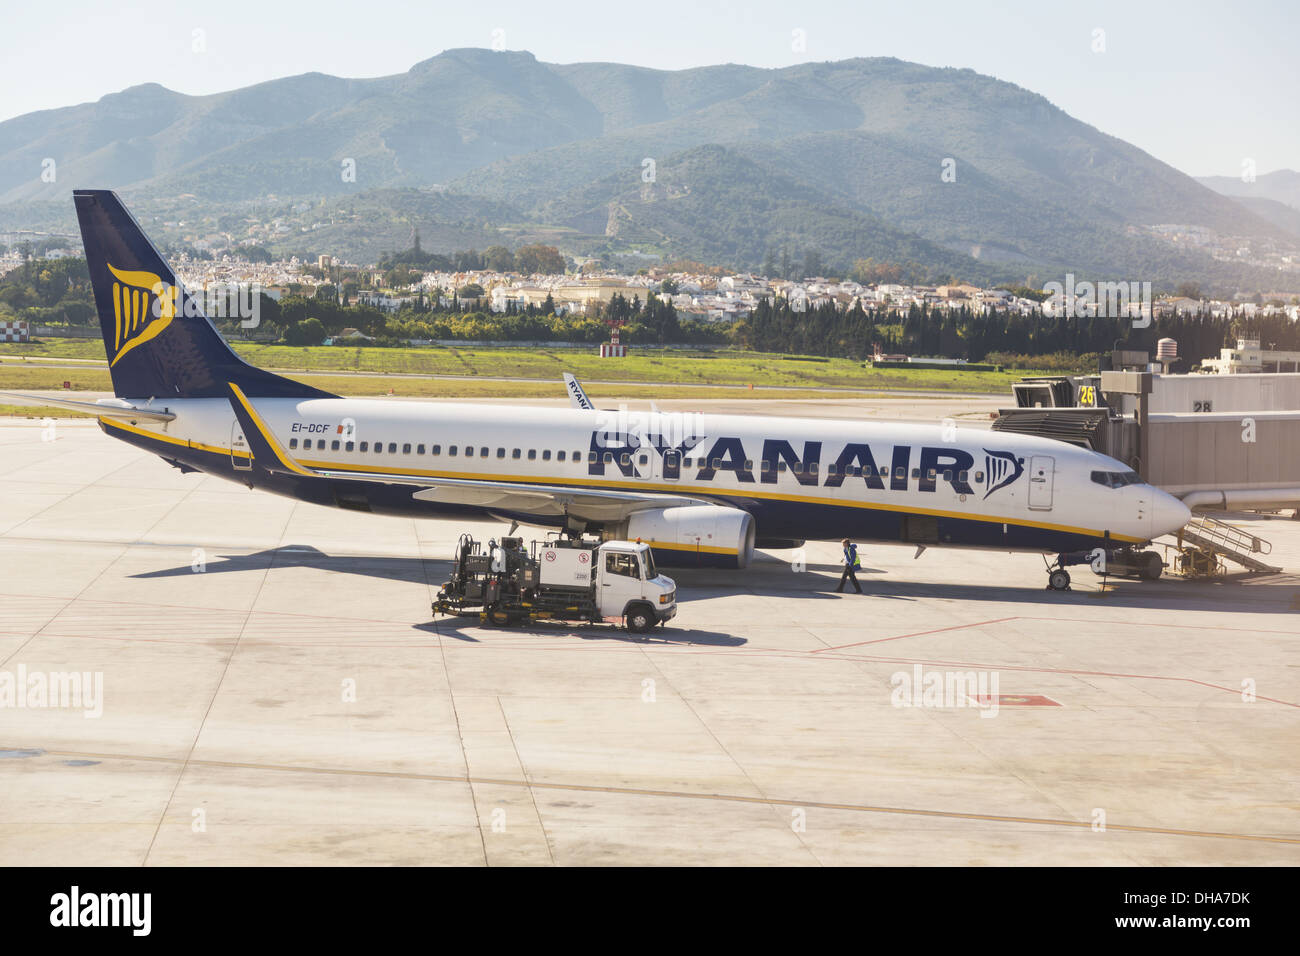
[[1045, 548, 1165, 591]]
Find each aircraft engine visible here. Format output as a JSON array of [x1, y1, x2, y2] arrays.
[[617, 505, 756, 569]]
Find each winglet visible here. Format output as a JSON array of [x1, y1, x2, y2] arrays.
[[225, 382, 315, 476], [563, 372, 594, 410]]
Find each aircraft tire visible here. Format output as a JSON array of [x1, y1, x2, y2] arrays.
[[1139, 552, 1163, 580]]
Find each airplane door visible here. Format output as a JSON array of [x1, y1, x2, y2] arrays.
[[1027, 455, 1054, 510], [231, 421, 252, 471], [661, 449, 680, 481], [632, 446, 653, 481]]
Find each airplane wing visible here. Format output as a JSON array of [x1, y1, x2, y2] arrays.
[[562, 373, 595, 410], [0, 391, 177, 422], [404, 477, 708, 521], [225, 381, 715, 522]]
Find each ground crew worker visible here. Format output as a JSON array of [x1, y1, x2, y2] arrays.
[[836, 538, 863, 593]]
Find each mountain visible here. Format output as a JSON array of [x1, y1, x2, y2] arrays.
[[1, 49, 1295, 288], [1196, 170, 1300, 240], [1197, 170, 1300, 210]]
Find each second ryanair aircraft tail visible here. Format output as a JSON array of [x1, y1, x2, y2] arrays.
[[74, 189, 335, 401]]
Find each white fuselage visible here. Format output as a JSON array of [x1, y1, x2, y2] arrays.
[[102, 395, 1192, 551]]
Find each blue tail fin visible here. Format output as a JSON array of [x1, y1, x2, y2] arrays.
[[73, 189, 335, 401]]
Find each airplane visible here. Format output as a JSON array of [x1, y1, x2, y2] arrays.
[[7, 190, 1191, 588]]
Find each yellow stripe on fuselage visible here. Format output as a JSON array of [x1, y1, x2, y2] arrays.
[[100, 417, 252, 459], [295, 457, 1143, 543], [99, 416, 1141, 545]]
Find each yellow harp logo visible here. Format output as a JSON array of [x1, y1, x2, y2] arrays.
[[107, 263, 178, 366]]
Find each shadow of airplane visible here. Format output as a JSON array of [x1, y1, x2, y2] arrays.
[[129, 546, 1298, 615], [131, 545, 446, 586], [693, 568, 1300, 614]]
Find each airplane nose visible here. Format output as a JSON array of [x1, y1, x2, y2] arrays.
[[1151, 489, 1191, 538]]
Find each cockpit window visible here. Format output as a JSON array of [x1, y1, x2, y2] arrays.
[[1090, 470, 1143, 489]]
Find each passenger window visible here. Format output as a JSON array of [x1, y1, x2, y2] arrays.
[[744, 460, 753, 470], [417, 444, 425, 455], [375, 443, 383, 454], [512, 449, 521, 459], [911, 468, 920, 479], [332, 440, 340, 451], [603, 452, 613, 464], [809, 462, 818, 475], [760, 461, 771, 473], [402, 443, 411, 454], [778, 461, 787, 472], [974, 470, 983, 482], [792, 463, 802, 475], [432, 445, 441, 455], [387, 443, 396, 453], [557, 450, 566, 462], [345, 441, 354, 452], [359, 441, 368, 452], [605, 552, 640, 578], [289, 438, 298, 449], [828, 464, 839, 477], [542, 450, 551, 461], [927, 469, 936, 480], [573, 451, 581, 461], [711, 459, 721, 469], [497, 448, 505, 459], [480, 447, 489, 457], [619, 453, 629, 466], [684, 458, 693, 468], [527, 449, 536, 460], [943, 470, 952, 481], [589, 452, 599, 464], [895, 467, 905, 480], [639, 454, 648, 465]]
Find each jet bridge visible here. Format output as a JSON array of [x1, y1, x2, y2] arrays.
[[995, 357, 1300, 575]]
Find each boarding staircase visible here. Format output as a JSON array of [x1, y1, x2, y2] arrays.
[[1172, 515, 1281, 575]]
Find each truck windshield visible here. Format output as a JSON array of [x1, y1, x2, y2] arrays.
[[642, 548, 657, 579]]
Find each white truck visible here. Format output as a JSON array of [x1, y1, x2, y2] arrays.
[[433, 534, 678, 633]]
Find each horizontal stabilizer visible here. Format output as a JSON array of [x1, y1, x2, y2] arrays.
[[0, 391, 176, 422]]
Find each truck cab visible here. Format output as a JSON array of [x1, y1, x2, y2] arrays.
[[593, 541, 677, 631]]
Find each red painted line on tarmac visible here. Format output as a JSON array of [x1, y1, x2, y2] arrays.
[[818, 651, 1300, 709], [812, 616, 1020, 652], [1020, 615, 1299, 635]]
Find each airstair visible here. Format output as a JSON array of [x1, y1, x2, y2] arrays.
[[1170, 515, 1281, 576]]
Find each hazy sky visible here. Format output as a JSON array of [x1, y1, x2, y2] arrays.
[[2, 0, 1294, 177]]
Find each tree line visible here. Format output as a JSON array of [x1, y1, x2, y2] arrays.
[[1, 256, 1295, 369]]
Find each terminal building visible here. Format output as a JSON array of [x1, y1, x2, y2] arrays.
[[1200, 338, 1300, 374]]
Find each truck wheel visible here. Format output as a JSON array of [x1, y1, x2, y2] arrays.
[[625, 604, 655, 634]]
